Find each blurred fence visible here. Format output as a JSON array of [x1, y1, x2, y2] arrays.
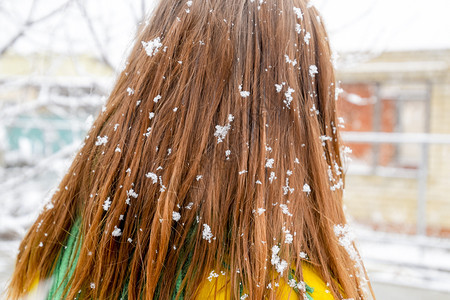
[[343, 132, 450, 238]]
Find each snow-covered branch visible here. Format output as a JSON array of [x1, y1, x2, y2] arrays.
[[0, 0, 73, 56]]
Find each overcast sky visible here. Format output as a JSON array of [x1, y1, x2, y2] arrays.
[[316, 0, 450, 53], [1, 0, 449, 70]]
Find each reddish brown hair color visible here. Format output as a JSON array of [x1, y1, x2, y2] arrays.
[[8, 0, 374, 299]]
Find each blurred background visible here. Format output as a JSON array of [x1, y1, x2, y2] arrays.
[[1, 0, 449, 299]]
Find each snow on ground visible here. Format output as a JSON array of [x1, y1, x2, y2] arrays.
[[355, 225, 450, 296], [0, 240, 19, 298]]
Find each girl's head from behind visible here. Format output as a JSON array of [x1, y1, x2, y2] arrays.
[[8, 0, 373, 299]]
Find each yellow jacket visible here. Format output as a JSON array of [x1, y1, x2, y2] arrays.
[[28, 218, 335, 299], [29, 262, 334, 299], [195, 263, 335, 299]]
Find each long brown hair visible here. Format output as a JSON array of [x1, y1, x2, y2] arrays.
[[8, 0, 374, 299]]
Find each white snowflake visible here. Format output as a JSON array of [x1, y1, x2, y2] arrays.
[[309, 65, 318, 78], [207, 270, 219, 282], [240, 90, 250, 98], [159, 176, 167, 192], [343, 146, 352, 154], [257, 208, 266, 215], [214, 114, 234, 143], [271, 245, 288, 275], [144, 127, 152, 137], [284, 87, 295, 108], [288, 278, 297, 288], [146, 172, 158, 184], [172, 211, 181, 222], [112, 226, 122, 237], [282, 178, 294, 195], [127, 87, 135, 95], [334, 224, 359, 261], [279, 204, 293, 217], [275, 83, 283, 93], [309, 65, 319, 78], [284, 229, 293, 244], [238, 84, 250, 97], [304, 32, 311, 45], [302, 183, 311, 194], [127, 188, 138, 199], [95, 135, 108, 146], [284, 54, 297, 67], [265, 158, 274, 168], [320, 135, 332, 146], [225, 149, 231, 160], [153, 95, 162, 103], [202, 224, 214, 243], [102, 197, 111, 211], [269, 172, 277, 183], [293, 7, 303, 20], [141, 37, 163, 56]]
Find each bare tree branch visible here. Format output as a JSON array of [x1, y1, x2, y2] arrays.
[[75, 0, 114, 69], [125, 0, 140, 26], [32, 0, 70, 23], [141, 0, 146, 20], [0, 0, 73, 56], [0, 31, 26, 56]]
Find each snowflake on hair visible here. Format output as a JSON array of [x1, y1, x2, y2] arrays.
[[238, 84, 250, 98], [214, 114, 234, 143], [202, 224, 215, 243], [142, 37, 163, 56]]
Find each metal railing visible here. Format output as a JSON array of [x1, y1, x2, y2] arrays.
[[342, 131, 450, 237]]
